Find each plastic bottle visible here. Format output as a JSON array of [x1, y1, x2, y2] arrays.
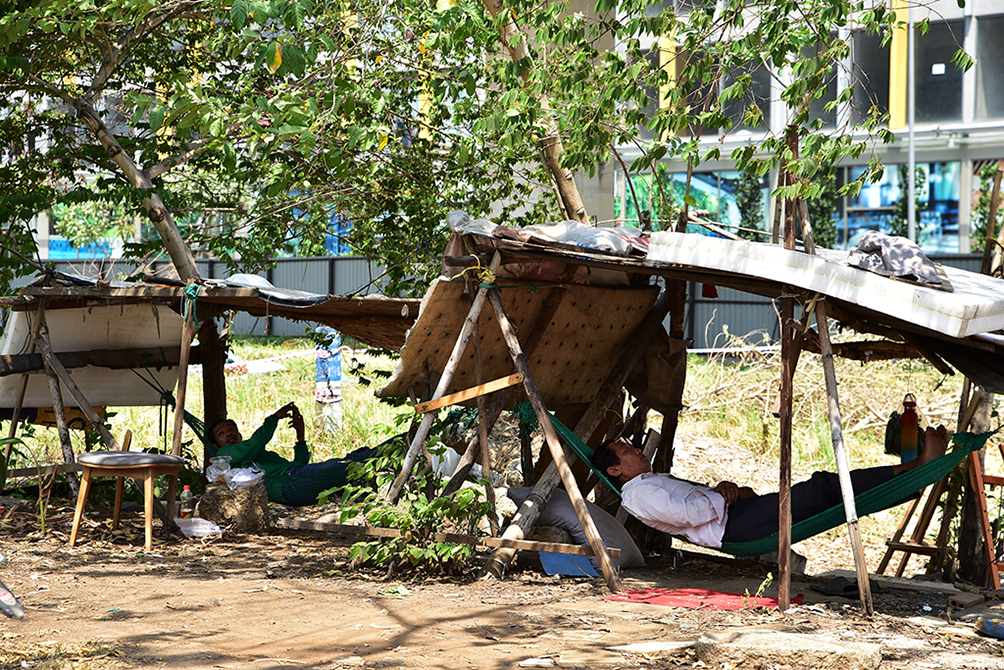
[[180, 485, 195, 519], [900, 393, 919, 463]]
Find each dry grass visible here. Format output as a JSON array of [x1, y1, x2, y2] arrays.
[[680, 337, 969, 473]]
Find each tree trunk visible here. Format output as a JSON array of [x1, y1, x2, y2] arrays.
[[199, 318, 228, 446], [958, 389, 995, 585], [70, 101, 201, 281], [480, 0, 588, 223]]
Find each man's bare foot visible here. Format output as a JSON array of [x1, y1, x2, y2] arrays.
[[919, 425, 949, 465]]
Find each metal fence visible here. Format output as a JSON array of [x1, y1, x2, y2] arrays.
[[7, 253, 985, 346]]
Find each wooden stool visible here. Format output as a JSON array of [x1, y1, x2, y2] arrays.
[[69, 449, 185, 551]]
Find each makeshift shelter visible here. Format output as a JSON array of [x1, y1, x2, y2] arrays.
[[374, 218, 1004, 601], [0, 271, 421, 519], [5, 221, 1004, 605]]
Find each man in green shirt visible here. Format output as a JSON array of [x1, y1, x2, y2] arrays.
[[210, 402, 376, 482]]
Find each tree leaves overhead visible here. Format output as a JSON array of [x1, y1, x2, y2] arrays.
[[0, 0, 965, 292]]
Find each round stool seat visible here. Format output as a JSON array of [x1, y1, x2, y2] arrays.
[[77, 451, 184, 468]]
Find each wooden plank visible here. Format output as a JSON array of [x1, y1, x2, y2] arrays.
[[274, 518, 621, 557], [0, 346, 189, 377], [884, 541, 940, 556], [7, 463, 84, 478], [413, 374, 523, 414]]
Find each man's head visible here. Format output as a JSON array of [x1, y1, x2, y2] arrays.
[[591, 439, 652, 486], [210, 419, 241, 448]]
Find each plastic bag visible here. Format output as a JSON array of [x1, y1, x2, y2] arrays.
[[207, 455, 232, 485], [225, 466, 265, 490], [173, 517, 225, 538]]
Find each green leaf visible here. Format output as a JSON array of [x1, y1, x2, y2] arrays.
[[266, 42, 282, 73], [231, 0, 249, 30], [148, 106, 164, 132]]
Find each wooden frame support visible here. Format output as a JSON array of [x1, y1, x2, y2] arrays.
[[481, 289, 669, 582], [388, 252, 502, 501], [413, 374, 524, 414], [486, 290, 623, 592], [817, 299, 874, 615], [275, 518, 621, 558]]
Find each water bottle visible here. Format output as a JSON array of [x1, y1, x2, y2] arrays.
[[900, 394, 919, 463], [180, 485, 195, 519]]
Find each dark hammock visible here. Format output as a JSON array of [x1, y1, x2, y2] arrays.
[[548, 413, 991, 557]]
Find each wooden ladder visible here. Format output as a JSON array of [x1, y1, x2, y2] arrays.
[[877, 443, 1003, 589]]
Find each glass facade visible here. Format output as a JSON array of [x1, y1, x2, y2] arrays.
[[852, 30, 891, 124], [838, 162, 959, 252]]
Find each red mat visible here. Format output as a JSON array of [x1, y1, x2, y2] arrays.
[[604, 587, 804, 611]]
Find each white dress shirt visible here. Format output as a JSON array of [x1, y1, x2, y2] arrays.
[[621, 473, 729, 548]]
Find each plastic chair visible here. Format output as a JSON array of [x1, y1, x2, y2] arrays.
[[69, 431, 185, 551]]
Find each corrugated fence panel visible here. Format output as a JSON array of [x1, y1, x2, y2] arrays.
[[684, 284, 780, 349]]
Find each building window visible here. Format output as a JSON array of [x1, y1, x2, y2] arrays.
[[839, 162, 959, 252], [852, 29, 890, 125], [915, 20, 964, 123], [976, 15, 1004, 120]]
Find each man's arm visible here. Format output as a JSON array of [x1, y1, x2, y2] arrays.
[[217, 415, 279, 464], [713, 481, 756, 503], [289, 404, 310, 465]]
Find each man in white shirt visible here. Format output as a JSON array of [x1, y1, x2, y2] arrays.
[[592, 425, 949, 549]]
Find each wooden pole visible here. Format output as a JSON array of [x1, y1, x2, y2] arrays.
[[481, 289, 669, 578], [170, 301, 197, 458], [388, 252, 502, 501], [487, 290, 623, 592], [816, 299, 873, 615], [36, 315, 79, 498], [981, 168, 1004, 276], [471, 313, 499, 536], [778, 293, 794, 609], [4, 301, 47, 465], [441, 284, 573, 496]]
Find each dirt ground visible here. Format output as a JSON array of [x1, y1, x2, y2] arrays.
[[3, 433, 1004, 669], [2, 496, 1004, 670]]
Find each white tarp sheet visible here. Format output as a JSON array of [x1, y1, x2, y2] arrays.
[[0, 302, 183, 408], [647, 232, 1004, 339]]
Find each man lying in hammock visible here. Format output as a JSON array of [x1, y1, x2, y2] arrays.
[[210, 402, 375, 500], [590, 425, 949, 549]]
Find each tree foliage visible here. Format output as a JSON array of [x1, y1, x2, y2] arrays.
[[1, 0, 973, 295]]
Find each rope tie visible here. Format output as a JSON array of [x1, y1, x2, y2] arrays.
[[183, 284, 201, 329]]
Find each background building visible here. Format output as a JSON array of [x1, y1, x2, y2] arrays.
[[599, 0, 1004, 255]]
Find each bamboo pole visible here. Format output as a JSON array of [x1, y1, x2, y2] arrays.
[[388, 252, 502, 501], [487, 290, 623, 592], [816, 298, 874, 615], [471, 314, 500, 536]]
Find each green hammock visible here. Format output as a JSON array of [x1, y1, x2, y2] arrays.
[[548, 413, 991, 557]]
